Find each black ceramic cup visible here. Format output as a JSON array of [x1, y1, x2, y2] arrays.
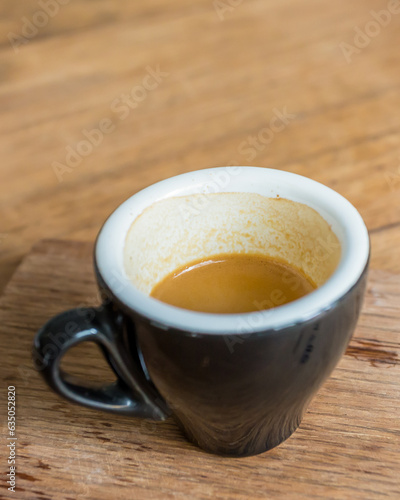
[[33, 167, 369, 457]]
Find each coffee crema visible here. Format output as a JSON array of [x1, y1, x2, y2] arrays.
[[150, 253, 316, 314]]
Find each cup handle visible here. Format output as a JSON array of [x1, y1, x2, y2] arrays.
[[33, 307, 169, 420]]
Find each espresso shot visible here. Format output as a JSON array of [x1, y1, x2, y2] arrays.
[[150, 253, 316, 314]]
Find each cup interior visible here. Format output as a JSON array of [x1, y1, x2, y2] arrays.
[[96, 167, 369, 334], [124, 193, 341, 295]]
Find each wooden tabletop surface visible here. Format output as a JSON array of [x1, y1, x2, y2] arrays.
[[1, 0, 400, 497], [0, 240, 399, 500]]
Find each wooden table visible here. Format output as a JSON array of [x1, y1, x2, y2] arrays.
[[1, 0, 399, 498]]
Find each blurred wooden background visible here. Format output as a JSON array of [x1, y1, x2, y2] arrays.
[[1, 0, 400, 291]]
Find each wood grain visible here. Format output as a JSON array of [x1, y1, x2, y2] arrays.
[[1, 0, 400, 293], [0, 239, 399, 499]]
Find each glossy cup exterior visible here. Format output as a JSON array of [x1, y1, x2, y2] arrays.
[[96, 266, 368, 456], [34, 167, 370, 457]]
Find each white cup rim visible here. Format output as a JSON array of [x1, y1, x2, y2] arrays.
[[95, 167, 369, 334]]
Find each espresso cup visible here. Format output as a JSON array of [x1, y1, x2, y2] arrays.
[[33, 167, 369, 457]]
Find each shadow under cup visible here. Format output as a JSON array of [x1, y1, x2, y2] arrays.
[[34, 167, 370, 457]]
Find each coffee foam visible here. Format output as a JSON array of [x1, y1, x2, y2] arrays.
[[124, 193, 341, 295]]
